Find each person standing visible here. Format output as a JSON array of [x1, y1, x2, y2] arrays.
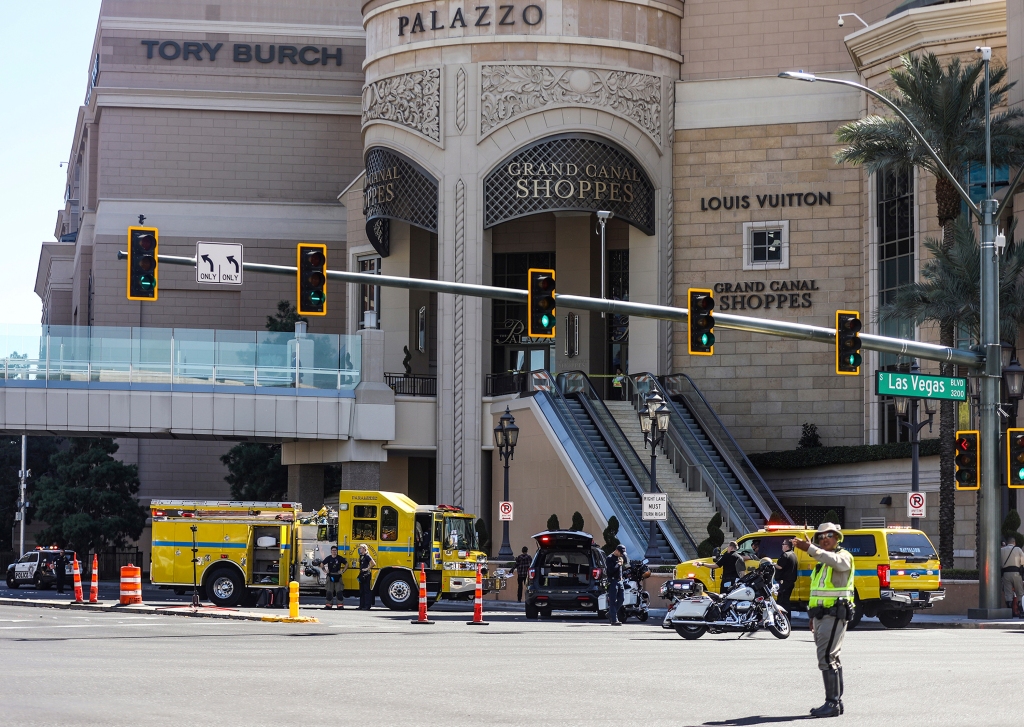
[[1000, 535, 1024, 617], [513, 547, 532, 602], [320, 546, 348, 610], [52, 547, 68, 595], [775, 538, 798, 614], [605, 545, 626, 625], [357, 544, 376, 610], [793, 523, 854, 719], [697, 540, 744, 592]]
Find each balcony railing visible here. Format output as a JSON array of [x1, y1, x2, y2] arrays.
[[385, 373, 437, 396]]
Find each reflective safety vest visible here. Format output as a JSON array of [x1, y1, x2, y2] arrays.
[[808, 551, 855, 609]]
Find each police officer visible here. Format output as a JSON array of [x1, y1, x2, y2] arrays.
[[605, 545, 626, 626], [793, 523, 854, 718], [697, 540, 744, 592], [52, 547, 68, 595]]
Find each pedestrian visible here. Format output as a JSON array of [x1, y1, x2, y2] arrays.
[[321, 545, 348, 610], [513, 546, 532, 602], [697, 540, 744, 592], [1000, 535, 1024, 617], [612, 368, 626, 400], [775, 538, 798, 614], [52, 546, 68, 595], [792, 523, 854, 718], [357, 544, 376, 610], [605, 544, 626, 625]]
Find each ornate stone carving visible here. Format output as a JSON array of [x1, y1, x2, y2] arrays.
[[452, 179, 467, 505], [363, 69, 441, 143], [480, 65, 661, 144], [456, 67, 467, 133]]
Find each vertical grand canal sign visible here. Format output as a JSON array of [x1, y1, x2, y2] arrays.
[[362, 147, 439, 257]]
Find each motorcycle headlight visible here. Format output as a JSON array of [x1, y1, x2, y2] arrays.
[[659, 583, 669, 596]]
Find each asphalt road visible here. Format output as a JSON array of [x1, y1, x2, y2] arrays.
[[1, 602, 1019, 727]]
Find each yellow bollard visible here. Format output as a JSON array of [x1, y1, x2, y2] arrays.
[[289, 580, 299, 619]]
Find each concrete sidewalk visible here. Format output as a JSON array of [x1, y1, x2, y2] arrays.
[[0, 596, 320, 623]]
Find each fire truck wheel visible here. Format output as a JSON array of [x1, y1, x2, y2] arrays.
[[206, 567, 245, 607], [378, 572, 417, 611]]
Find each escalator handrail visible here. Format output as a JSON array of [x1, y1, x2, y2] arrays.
[[559, 372, 697, 559], [660, 372, 792, 524], [628, 374, 758, 536]]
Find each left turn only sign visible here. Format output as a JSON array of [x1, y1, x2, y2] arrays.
[[196, 242, 243, 285]]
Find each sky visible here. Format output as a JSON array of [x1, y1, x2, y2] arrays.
[[0, 2, 103, 324]]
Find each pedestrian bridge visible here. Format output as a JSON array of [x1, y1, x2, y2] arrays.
[[0, 324, 394, 445]]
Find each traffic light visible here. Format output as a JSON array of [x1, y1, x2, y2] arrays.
[[688, 288, 715, 355], [126, 226, 158, 300], [954, 430, 980, 491], [1008, 428, 1024, 489], [527, 268, 556, 338], [297, 243, 328, 316], [835, 310, 862, 375]]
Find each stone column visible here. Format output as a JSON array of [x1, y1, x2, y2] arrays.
[[554, 213, 593, 374], [380, 221, 411, 374], [629, 224, 662, 375], [287, 464, 325, 509]]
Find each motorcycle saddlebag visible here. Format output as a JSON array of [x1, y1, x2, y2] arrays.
[[670, 595, 713, 620]]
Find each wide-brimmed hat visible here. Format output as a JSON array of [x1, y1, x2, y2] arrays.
[[814, 523, 843, 542]]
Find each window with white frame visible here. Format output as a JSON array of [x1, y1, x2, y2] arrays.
[[742, 220, 789, 271], [358, 254, 381, 328]]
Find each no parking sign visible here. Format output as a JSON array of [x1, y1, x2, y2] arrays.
[[907, 492, 926, 519], [499, 501, 514, 521]]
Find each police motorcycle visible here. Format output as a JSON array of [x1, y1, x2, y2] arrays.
[[619, 558, 652, 622], [661, 559, 791, 640]]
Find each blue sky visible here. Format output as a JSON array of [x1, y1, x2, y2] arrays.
[[0, 2, 102, 324]]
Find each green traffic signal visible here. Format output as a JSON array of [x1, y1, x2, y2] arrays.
[[846, 353, 862, 367], [540, 314, 551, 329], [139, 275, 155, 291], [1018, 466, 1024, 481], [700, 332, 715, 347]]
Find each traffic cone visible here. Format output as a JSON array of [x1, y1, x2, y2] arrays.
[[71, 557, 83, 603], [89, 554, 99, 604], [466, 564, 489, 626], [410, 563, 434, 625]]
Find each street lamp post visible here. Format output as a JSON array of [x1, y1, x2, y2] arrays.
[[639, 391, 671, 562], [493, 407, 519, 559], [780, 50, 1008, 616], [894, 362, 936, 530]]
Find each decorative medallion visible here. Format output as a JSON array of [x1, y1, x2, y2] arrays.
[[362, 69, 442, 143]]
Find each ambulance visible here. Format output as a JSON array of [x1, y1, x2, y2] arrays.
[[150, 491, 501, 609]]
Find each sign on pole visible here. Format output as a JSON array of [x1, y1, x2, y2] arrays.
[[499, 501, 514, 521], [642, 493, 667, 521], [875, 371, 966, 401], [907, 492, 926, 519], [196, 242, 243, 285]]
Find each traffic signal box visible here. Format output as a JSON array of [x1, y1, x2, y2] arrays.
[[126, 226, 158, 300], [1008, 428, 1024, 489], [687, 288, 715, 355], [527, 268, 556, 338], [835, 310, 863, 375], [297, 243, 327, 316], [954, 430, 980, 491]]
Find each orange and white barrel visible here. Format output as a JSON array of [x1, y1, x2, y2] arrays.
[[119, 564, 143, 605]]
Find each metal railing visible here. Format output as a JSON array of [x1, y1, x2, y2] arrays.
[[485, 371, 530, 397], [385, 373, 437, 396]]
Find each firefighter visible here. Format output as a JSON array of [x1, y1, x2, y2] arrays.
[[792, 523, 854, 719]]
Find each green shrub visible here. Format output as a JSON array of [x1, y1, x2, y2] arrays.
[[748, 439, 942, 470], [571, 511, 585, 531], [942, 569, 978, 580], [697, 513, 725, 558], [1001, 510, 1024, 548], [798, 423, 822, 448], [602, 516, 621, 554], [546, 513, 560, 531]]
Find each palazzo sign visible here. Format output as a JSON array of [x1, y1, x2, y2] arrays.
[[397, 3, 543, 36], [484, 134, 656, 235], [712, 280, 819, 311], [363, 147, 438, 258]]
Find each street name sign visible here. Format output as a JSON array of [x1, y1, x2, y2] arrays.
[[907, 492, 926, 519], [499, 501, 513, 521], [196, 242, 243, 285], [874, 371, 966, 401], [642, 493, 667, 521]]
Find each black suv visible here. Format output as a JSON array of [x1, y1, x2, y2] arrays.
[[525, 531, 607, 619]]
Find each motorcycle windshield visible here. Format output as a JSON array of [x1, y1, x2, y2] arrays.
[[537, 551, 592, 587]]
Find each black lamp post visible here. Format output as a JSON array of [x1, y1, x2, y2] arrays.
[[639, 391, 671, 562], [494, 406, 519, 559], [893, 361, 935, 530]]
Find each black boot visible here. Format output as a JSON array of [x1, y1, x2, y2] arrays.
[[836, 666, 844, 715], [810, 670, 841, 718]]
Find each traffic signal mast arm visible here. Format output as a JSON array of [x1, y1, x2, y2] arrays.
[[123, 250, 982, 369]]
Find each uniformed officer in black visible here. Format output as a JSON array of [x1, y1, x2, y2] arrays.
[[321, 546, 347, 609], [697, 540, 744, 592], [52, 547, 68, 595]]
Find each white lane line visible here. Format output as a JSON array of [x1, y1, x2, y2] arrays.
[[0, 622, 169, 630]]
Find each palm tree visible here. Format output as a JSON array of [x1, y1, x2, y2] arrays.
[[834, 52, 1024, 569]]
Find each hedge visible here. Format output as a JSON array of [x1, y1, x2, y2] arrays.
[[748, 439, 942, 470]]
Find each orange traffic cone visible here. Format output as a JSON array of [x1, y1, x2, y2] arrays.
[[89, 554, 99, 604], [410, 564, 434, 625], [71, 557, 84, 603], [466, 564, 489, 626]]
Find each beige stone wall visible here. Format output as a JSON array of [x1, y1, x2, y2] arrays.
[[673, 121, 864, 451]]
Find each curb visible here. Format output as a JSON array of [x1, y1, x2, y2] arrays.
[[0, 597, 319, 623]]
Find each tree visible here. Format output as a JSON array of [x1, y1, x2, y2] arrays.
[[266, 300, 307, 332], [546, 513, 560, 531], [697, 512, 725, 558], [32, 438, 148, 555], [798, 423, 822, 449], [220, 443, 288, 501], [0, 436, 61, 551], [570, 511, 585, 531], [834, 52, 1024, 570], [1002, 510, 1024, 551], [602, 515, 621, 554]]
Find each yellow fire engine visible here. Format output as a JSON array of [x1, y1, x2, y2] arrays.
[[150, 492, 500, 609]]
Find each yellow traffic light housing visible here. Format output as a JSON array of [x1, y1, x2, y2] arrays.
[[127, 226, 159, 301], [835, 310, 862, 375], [527, 268, 556, 339], [687, 288, 715, 356], [296, 243, 328, 316], [954, 430, 980, 491], [1008, 428, 1024, 489]]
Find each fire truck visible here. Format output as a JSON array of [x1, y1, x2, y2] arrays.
[[150, 491, 502, 609]]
